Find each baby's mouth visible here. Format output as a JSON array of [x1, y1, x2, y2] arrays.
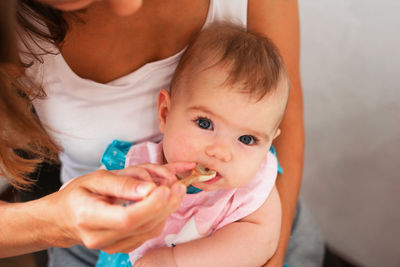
[[178, 163, 217, 186], [195, 164, 217, 182]]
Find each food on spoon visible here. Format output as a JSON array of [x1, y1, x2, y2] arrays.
[[180, 163, 217, 186]]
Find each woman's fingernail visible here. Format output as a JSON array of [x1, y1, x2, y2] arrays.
[[135, 182, 154, 196]]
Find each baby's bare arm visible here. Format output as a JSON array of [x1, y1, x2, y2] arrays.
[[168, 186, 282, 267]]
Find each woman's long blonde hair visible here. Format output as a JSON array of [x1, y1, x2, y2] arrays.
[[0, 0, 63, 189]]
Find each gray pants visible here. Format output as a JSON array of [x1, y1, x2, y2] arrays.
[[284, 200, 325, 267], [48, 200, 324, 267]]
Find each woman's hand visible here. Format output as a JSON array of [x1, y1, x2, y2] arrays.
[[0, 162, 195, 258], [54, 162, 195, 254], [37, 0, 143, 15]]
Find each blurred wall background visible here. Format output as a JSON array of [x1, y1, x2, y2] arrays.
[[299, 1, 400, 266]]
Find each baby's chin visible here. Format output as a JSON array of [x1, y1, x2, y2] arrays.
[[191, 183, 222, 191], [192, 178, 247, 191]]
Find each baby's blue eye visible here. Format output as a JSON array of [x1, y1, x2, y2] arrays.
[[196, 118, 213, 130], [239, 135, 255, 145]]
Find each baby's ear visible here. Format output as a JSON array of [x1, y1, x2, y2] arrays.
[[158, 89, 171, 133], [273, 128, 281, 140]]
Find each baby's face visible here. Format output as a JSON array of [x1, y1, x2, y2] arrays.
[[159, 66, 286, 191]]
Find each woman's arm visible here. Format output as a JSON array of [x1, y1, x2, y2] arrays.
[[248, 1, 304, 266], [135, 186, 281, 267], [0, 163, 193, 258]]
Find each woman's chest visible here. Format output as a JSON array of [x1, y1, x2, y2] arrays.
[[61, 0, 209, 83]]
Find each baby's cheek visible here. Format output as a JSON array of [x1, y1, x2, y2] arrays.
[[233, 172, 256, 187], [164, 135, 194, 162], [232, 162, 260, 187]]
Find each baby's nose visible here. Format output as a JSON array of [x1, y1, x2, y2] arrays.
[[205, 143, 232, 162]]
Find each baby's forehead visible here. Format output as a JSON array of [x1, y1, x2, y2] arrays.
[[174, 64, 288, 108], [177, 72, 287, 117], [173, 58, 288, 101]]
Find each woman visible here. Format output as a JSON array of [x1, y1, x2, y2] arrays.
[[1, 0, 192, 259], [1, 0, 324, 266]]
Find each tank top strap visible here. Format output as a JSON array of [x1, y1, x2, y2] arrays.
[[206, 0, 248, 28]]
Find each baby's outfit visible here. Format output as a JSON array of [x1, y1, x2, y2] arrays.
[[96, 141, 278, 266]]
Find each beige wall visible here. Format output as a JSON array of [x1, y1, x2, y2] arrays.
[[299, 1, 400, 266]]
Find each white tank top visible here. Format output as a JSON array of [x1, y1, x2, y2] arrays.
[[28, 0, 248, 183]]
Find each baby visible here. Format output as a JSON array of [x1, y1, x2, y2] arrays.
[[97, 23, 289, 267]]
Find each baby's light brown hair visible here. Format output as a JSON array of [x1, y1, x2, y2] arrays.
[[170, 22, 289, 101]]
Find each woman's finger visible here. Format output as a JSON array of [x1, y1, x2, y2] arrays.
[[82, 169, 155, 201], [115, 164, 174, 185], [121, 182, 186, 230], [164, 162, 196, 175], [116, 163, 191, 186], [130, 182, 186, 233]]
